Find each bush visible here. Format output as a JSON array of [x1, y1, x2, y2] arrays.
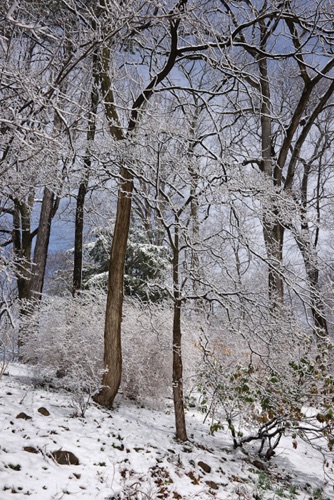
[[20, 293, 200, 412], [196, 310, 334, 458], [121, 299, 200, 408], [0, 273, 17, 379], [20, 291, 105, 416]]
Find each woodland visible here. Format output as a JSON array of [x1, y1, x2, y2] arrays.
[[1, 0, 334, 475]]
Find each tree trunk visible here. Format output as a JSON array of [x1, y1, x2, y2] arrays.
[[13, 198, 33, 356], [294, 228, 328, 338], [300, 162, 327, 338], [72, 51, 99, 295], [92, 43, 128, 407], [258, 22, 284, 307], [72, 180, 88, 294], [93, 166, 133, 407], [307, 265, 328, 337], [13, 200, 33, 301], [188, 105, 202, 310], [172, 223, 188, 441], [262, 217, 284, 307], [30, 187, 55, 300], [94, 11, 184, 408]]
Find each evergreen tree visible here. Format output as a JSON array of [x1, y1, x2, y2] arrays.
[[83, 226, 170, 303]]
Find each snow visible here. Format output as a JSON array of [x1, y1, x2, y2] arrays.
[[0, 363, 333, 499]]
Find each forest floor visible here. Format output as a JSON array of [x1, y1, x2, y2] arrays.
[[0, 363, 333, 499]]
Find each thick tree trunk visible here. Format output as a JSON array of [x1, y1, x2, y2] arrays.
[[13, 200, 32, 301], [258, 24, 284, 307], [93, 166, 133, 407], [94, 11, 184, 409], [263, 218, 284, 307], [92, 44, 128, 407], [13, 199, 33, 356]]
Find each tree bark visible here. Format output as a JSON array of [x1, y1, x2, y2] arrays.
[[29, 187, 55, 299], [93, 166, 133, 407], [294, 160, 328, 338], [258, 20, 284, 307], [172, 222, 188, 441], [94, 7, 185, 408], [13, 200, 32, 302], [262, 217, 284, 307], [72, 180, 88, 294], [73, 52, 99, 295], [13, 198, 33, 356]]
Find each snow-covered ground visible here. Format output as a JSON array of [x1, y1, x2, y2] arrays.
[[0, 364, 333, 499]]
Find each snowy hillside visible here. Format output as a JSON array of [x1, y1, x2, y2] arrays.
[[0, 364, 333, 499]]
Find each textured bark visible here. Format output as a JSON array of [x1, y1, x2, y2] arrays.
[[258, 21, 285, 307], [173, 299, 188, 441], [262, 218, 284, 306], [30, 187, 55, 299], [13, 198, 33, 355], [93, 167, 133, 407], [92, 45, 127, 406], [94, 7, 185, 409], [13, 199, 33, 301], [307, 264, 328, 337], [172, 224, 188, 442]]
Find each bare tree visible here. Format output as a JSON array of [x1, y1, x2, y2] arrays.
[[206, 1, 334, 318], [93, 0, 190, 410]]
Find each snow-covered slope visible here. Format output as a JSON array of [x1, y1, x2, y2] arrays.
[[0, 364, 333, 499]]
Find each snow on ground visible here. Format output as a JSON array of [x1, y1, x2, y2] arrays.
[[0, 364, 333, 499]]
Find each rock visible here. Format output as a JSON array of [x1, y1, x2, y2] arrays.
[[56, 368, 66, 379], [51, 450, 79, 465], [186, 471, 200, 485], [38, 407, 50, 416], [16, 412, 32, 420], [24, 446, 39, 454], [265, 447, 275, 460], [205, 480, 219, 490], [252, 459, 267, 471], [198, 461, 211, 474], [182, 447, 192, 453]]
